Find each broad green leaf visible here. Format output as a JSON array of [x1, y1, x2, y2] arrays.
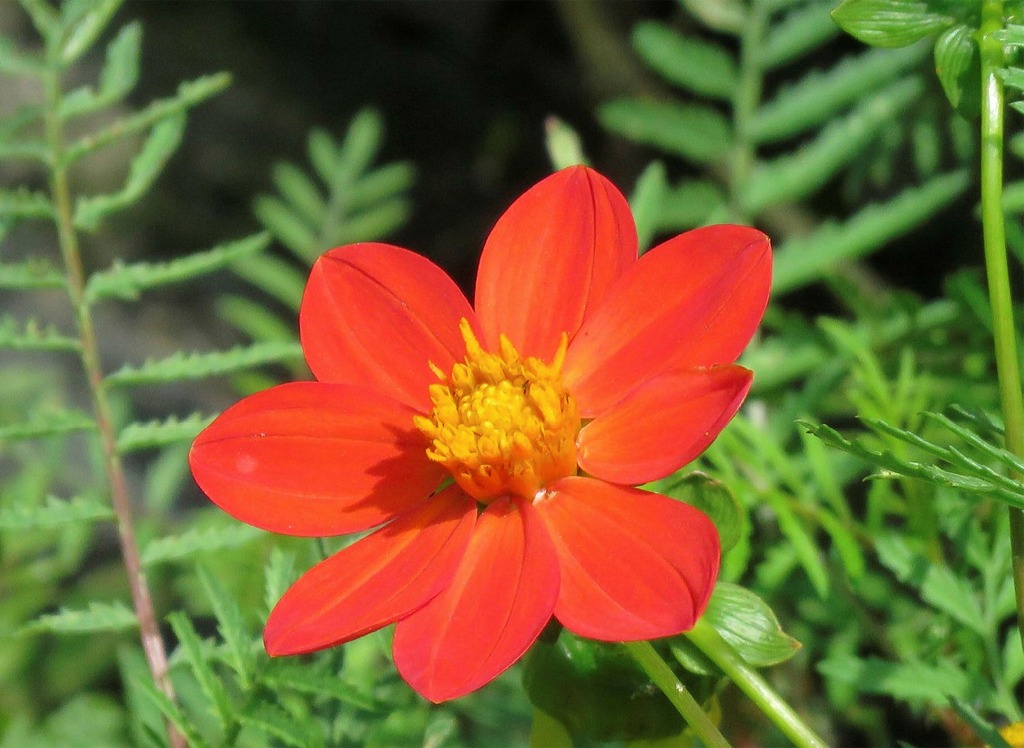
[[167, 613, 234, 731], [652, 472, 743, 553], [105, 340, 303, 388], [632, 21, 737, 100], [773, 170, 969, 293], [759, 1, 842, 70], [599, 99, 732, 165], [752, 44, 927, 143], [21, 601, 137, 635], [0, 495, 113, 530], [545, 116, 588, 170], [743, 78, 921, 214], [703, 583, 802, 667], [0, 316, 79, 352], [921, 564, 986, 635], [142, 524, 262, 566], [74, 115, 185, 231], [629, 161, 668, 252], [59, 0, 122, 65], [0, 410, 95, 442], [874, 530, 929, 585], [0, 260, 65, 290], [818, 655, 969, 702], [116, 413, 214, 453], [934, 25, 978, 114], [238, 703, 323, 748], [85, 233, 269, 301], [832, 0, 955, 48], [197, 564, 254, 689]]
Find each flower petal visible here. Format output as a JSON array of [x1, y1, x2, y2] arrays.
[[300, 242, 478, 411], [393, 496, 560, 702], [474, 166, 637, 362], [265, 486, 477, 655], [577, 365, 752, 485], [564, 225, 770, 417], [189, 382, 444, 536], [535, 477, 720, 641]]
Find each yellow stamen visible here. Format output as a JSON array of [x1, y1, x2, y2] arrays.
[[414, 319, 579, 502]]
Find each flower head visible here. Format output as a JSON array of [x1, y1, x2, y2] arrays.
[[189, 166, 771, 702]]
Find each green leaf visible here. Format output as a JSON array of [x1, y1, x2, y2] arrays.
[[336, 199, 411, 245], [934, 25, 978, 114], [262, 661, 380, 711], [263, 548, 297, 615], [545, 116, 588, 170], [0, 187, 55, 221], [818, 655, 969, 702], [680, 0, 745, 34], [0, 410, 96, 442], [253, 195, 317, 256], [703, 583, 802, 667], [123, 659, 207, 748], [142, 524, 262, 567], [59, 0, 123, 65], [21, 601, 138, 635], [0, 38, 44, 77], [74, 115, 185, 231], [0, 316, 79, 352], [105, 341, 303, 388], [743, 78, 921, 214], [238, 703, 323, 748], [599, 99, 731, 165], [656, 178, 725, 231], [773, 170, 970, 293], [0, 260, 64, 290], [629, 161, 668, 252], [0, 495, 113, 530], [653, 472, 743, 553], [920, 564, 986, 635], [347, 162, 416, 215], [759, 1, 842, 70], [332, 108, 385, 186], [196, 564, 254, 689], [116, 413, 214, 453], [118, 648, 173, 748], [832, 0, 955, 48], [167, 613, 234, 731], [272, 161, 326, 226], [63, 73, 231, 166], [632, 22, 737, 100], [60, 22, 142, 119], [230, 253, 307, 309], [752, 44, 927, 143], [216, 295, 295, 343], [949, 697, 1013, 748], [85, 233, 269, 301]]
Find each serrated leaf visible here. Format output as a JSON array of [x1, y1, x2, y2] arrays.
[[238, 702, 322, 748], [85, 233, 269, 301], [934, 25, 978, 113], [0, 187, 55, 220], [832, 0, 955, 48], [920, 564, 986, 634], [118, 648, 172, 748], [59, 0, 123, 65], [63, 73, 230, 166], [0, 495, 113, 530], [818, 655, 968, 702], [753, 44, 927, 143], [632, 22, 737, 100], [116, 413, 214, 453], [743, 78, 921, 214], [703, 583, 802, 667], [773, 170, 969, 293], [167, 613, 234, 730], [197, 565, 253, 689], [262, 661, 380, 711], [21, 601, 137, 635], [123, 657, 207, 748], [142, 524, 262, 566], [0, 410, 96, 442], [0, 260, 64, 290], [599, 99, 731, 165], [60, 22, 142, 119], [0, 316, 79, 352], [759, 1, 842, 70], [105, 341, 303, 388], [74, 115, 185, 231], [263, 548, 297, 615]]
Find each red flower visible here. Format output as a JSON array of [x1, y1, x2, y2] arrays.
[[189, 166, 771, 702]]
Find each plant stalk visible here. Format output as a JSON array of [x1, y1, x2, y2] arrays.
[[623, 640, 731, 748], [979, 0, 1024, 654], [42, 63, 184, 748], [686, 620, 828, 748]]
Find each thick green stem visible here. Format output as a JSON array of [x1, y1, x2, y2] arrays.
[[623, 640, 731, 748], [41, 48, 183, 748], [979, 0, 1024, 653], [686, 620, 828, 748]]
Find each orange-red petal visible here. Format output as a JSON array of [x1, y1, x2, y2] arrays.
[[474, 166, 637, 362], [576, 365, 752, 485], [264, 486, 477, 655], [189, 382, 444, 536], [300, 243, 478, 411], [535, 477, 720, 641], [392, 496, 560, 702], [564, 225, 770, 417]]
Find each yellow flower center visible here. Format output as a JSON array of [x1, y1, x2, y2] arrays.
[[414, 319, 580, 502]]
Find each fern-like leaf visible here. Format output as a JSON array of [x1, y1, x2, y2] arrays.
[[0, 315, 79, 351], [238, 702, 324, 748], [0, 187, 55, 220], [141, 525, 262, 567], [116, 413, 214, 453], [197, 564, 253, 689], [167, 613, 234, 731], [0, 259, 65, 289], [59, 21, 140, 119], [0, 495, 113, 530], [21, 601, 138, 635], [758, 1, 841, 70], [0, 409, 96, 441], [263, 661, 380, 711], [84, 233, 269, 302], [105, 341, 303, 388], [598, 99, 732, 166], [58, 0, 123, 67]]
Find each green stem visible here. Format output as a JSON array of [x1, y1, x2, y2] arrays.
[[686, 620, 828, 748], [623, 640, 731, 748], [40, 39, 183, 748], [979, 0, 1024, 654]]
